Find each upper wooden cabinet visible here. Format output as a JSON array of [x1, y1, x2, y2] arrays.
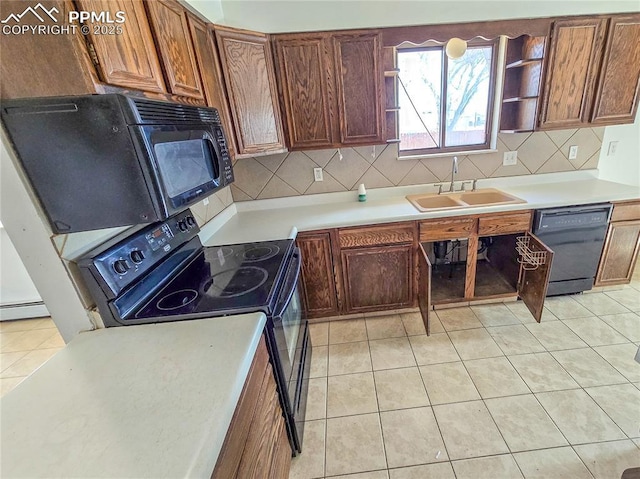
[[186, 15, 238, 157], [273, 34, 336, 149], [591, 14, 640, 124], [332, 32, 385, 145], [145, 0, 205, 100], [215, 26, 287, 157], [78, 0, 165, 93], [539, 14, 640, 129], [273, 30, 385, 150], [539, 18, 607, 129]]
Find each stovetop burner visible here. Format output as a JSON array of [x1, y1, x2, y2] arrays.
[[205, 266, 269, 298], [156, 289, 198, 311], [240, 244, 280, 262]]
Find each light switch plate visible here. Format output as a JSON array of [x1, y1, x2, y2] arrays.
[[569, 145, 578, 160], [203, 197, 209, 206], [608, 141, 618, 156], [503, 151, 518, 166], [313, 167, 323, 182]]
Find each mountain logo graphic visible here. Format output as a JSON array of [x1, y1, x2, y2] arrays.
[[1, 3, 59, 24]]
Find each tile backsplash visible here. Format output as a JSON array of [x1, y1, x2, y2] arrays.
[[230, 128, 605, 201]]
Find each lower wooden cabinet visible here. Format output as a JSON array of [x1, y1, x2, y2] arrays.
[[296, 231, 339, 318], [341, 244, 413, 313], [596, 201, 640, 286], [212, 336, 290, 479]]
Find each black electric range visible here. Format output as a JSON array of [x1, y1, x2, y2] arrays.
[[77, 209, 311, 455]]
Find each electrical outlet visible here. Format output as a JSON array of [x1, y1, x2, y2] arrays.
[[203, 197, 209, 206], [569, 145, 578, 160], [503, 151, 518, 166], [313, 167, 323, 182], [608, 141, 618, 156]]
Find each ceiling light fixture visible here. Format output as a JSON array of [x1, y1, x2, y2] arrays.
[[445, 37, 468, 59]]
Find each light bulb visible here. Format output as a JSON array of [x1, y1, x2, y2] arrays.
[[445, 38, 467, 59]]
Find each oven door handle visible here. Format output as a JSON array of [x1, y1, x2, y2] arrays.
[[273, 247, 301, 319]]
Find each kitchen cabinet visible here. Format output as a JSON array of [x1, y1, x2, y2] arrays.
[[539, 18, 607, 129], [145, 0, 205, 100], [590, 14, 640, 124], [273, 34, 337, 149], [595, 200, 640, 286], [78, 0, 166, 93], [539, 14, 640, 129], [273, 30, 385, 149], [333, 31, 386, 145], [212, 336, 290, 479], [214, 26, 287, 157], [296, 231, 340, 318], [338, 223, 414, 313], [417, 211, 554, 331], [186, 14, 238, 157]]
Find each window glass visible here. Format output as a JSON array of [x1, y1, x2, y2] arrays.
[[398, 42, 495, 155]]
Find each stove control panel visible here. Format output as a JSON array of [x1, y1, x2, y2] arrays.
[[91, 209, 200, 296]]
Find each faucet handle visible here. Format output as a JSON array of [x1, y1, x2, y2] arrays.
[[472, 179, 478, 191], [462, 180, 473, 191], [435, 183, 445, 194]]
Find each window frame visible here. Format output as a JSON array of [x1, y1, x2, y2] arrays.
[[397, 38, 500, 157]]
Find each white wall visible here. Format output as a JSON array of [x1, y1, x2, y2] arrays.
[[598, 114, 640, 187], [186, 0, 224, 22], [216, 0, 639, 33], [0, 131, 94, 341]]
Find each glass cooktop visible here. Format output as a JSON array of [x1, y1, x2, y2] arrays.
[[133, 239, 293, 319]]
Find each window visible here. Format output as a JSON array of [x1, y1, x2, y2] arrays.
[[397, 40, 498, 156]]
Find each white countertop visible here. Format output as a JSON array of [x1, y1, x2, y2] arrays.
[[201, 171, 640, 246], [0, 313, 267, 479]]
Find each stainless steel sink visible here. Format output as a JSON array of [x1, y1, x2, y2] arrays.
[[406, 188, 526, 212]]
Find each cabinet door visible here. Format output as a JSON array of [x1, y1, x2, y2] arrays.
[[146, 0, 204, 100], [517, 233, 555, 323], [297, 232, 339, 317], [539, 18, 607, 129], [274, 35, 336, 149], [417, 244, 432, 335], [341, 244, 413, 313], [591, 15, 640, 124], [332, 32, 385, 145], [215, 26, 287, 157], [78, 0, 165, 93], [186, 15, 238, 157], [595, 220, 640, 286]]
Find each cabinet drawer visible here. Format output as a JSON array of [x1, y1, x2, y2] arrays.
[[419, 218, 475, 241], [611, 201, 640, 222], [478, 211, 532, 236], [338, 223, 414, 248]]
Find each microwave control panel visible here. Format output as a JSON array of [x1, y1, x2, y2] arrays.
[[92, 209, 200, 296]]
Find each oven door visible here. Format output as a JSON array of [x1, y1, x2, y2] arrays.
[[269, 247, 311, 453]]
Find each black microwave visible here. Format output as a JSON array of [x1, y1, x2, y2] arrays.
[[1, 94, 234, 233]]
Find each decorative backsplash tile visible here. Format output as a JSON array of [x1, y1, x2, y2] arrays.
[[231, 128, 605, 201]]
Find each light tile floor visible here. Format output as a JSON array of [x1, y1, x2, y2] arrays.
[[292, 273, 640, 479], [0, 317, 64, 397]]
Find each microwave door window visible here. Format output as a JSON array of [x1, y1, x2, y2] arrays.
[[153, 139, 219, 207]]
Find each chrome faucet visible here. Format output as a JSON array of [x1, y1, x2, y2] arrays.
[[449, 156, 458, 193]]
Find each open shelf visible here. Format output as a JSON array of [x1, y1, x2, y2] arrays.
[[505, 58, 543, 69], [383, 46, 400, 144], [499, 35, 547, 133], [502, 96, 539, 103]]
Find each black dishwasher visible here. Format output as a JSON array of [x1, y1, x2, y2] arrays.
[[532, 204, 612, 296]]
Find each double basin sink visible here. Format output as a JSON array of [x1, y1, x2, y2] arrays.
[[406, 188, 526, 212]]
